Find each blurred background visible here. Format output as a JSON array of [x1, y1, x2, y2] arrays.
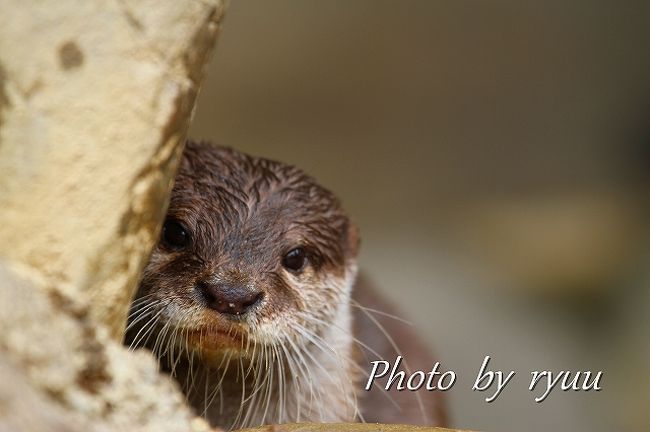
[[189, 1, 650, 431]]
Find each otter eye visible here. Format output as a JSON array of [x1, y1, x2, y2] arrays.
[[283, 247, 307, 272], [162, 220, 189, 249]]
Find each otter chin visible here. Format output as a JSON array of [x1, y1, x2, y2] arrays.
[[126, 141, 360, 429]]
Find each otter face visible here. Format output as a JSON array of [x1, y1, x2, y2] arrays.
[[127, 141, 359, 362]]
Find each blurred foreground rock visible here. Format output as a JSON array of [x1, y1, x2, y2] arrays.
[[0, 1, 225, 430], [0, 0, 226, 338], [0, 262, 212, 432]]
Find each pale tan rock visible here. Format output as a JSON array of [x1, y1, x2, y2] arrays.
[[0, 1, 225, 430], [0, 356, 86, 432], [0, 0, 226, 339], [0, 261, 214, 431]]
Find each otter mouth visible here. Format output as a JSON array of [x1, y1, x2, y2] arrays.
[[184, 326, 249, 353]]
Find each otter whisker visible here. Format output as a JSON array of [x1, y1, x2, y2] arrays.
[[128, 306, 166, 351], [128, 293, 157, 311], [202, 365, 211, 417], [125, 300, 161, 335], [238, 360, 259, 426], [297, 313, 384, 364], [262, 349, 277, 421], [168, 310, 192, 377], [238, 355, 247, 425], [294, 320, 366, 421], [281, 339, 306, 422], [236, 345, 266, 428], [130, 293, 156, 305], [295, 312, 402, 415], [282, 327, 327, 421], [294, 344, 329, 420], [202, 350, 233, 417], [289, 320, 357, 420], [350, 299, 413, 325], [180, 323, 197, 395], [273, 343, 286, 423], [353, 300, 429, 424], [245, 338, 258, 378], [125, 298, 160, 328], [151, 318, 173, 359], [290, 322, 345, 382], [257, 344, 275, 426], [165, 321, 180, 370]]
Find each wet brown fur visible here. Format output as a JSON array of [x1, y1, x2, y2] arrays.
[[126, 140, 445, 429]]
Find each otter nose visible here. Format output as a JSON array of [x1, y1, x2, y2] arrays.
[[197, 281, 264, 316]]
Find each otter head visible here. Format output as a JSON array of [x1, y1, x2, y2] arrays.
[[128, 141, 359, 365]]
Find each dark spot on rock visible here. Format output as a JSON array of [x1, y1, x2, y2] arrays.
[[59, 41, 84, 70], [76, 314, 112, 394], [76, 339, 111, 395], [47, 290, 112, 393], [0, 62, 9, 130], [122, 8, 144, 31], [48, 289, 87, 321]]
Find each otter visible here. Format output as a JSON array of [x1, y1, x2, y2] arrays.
[[126, 140, 446, 430]]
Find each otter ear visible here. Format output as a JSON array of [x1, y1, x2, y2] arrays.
[[345, 220, 360, 257]]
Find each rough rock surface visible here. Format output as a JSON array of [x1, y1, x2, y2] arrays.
[[0, 0, 225, 338], [0, 1, 226, 431], [0, 262, 213, 432]]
